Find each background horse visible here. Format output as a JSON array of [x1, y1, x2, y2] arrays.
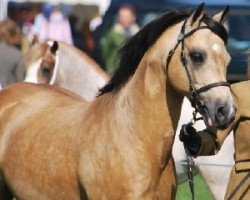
[[21, 40, 108, 101], [0, 5, 236, 199]]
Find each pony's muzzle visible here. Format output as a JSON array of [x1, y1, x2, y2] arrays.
[[215, 101, 236, 129]]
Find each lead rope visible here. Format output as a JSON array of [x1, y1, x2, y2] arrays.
[[183, 118, 196, 200], [183, 110, 201, 200], [185, 146, 195, 200]]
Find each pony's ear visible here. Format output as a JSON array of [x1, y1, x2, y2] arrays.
[[213, 6, 229, 24], [50, 41, 58, 54], [31, 35, 39, 45], [185, 3, 205, 30]]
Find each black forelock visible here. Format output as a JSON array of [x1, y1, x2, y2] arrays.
[[98, 10, 228, 96]]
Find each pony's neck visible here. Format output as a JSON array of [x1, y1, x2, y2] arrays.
[[96, 21, 184, 169], [115, 22, 184, 140], [113, 58, 184, 163]]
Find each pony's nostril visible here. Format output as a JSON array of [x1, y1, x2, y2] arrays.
[[215, 101, 235, 129], [216, 106, 227, 119], [215, 105, 229, 128]]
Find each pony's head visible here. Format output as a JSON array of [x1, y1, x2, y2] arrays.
[[99, 4, 236, 129], [24, 40, 58, 84], [165, 4, 235, 128]]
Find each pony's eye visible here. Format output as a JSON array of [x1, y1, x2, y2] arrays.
[[189, 52, 204, 63], [42, 68, 50, 77]]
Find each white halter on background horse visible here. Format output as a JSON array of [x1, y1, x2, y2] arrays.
[[22, 40, 108, 101], [0, 4, 236, 199]]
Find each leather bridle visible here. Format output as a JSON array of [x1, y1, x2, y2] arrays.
[[167, 18, 230, 200], [166, 19, 230, 116]]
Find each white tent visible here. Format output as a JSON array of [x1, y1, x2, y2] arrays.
[[0, 0, 8, 20]]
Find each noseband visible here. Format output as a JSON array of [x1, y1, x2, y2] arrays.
[[166, 19, 230, 115]]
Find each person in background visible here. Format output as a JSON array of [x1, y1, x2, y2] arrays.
[[33, 3, 53, 40], [100, 4, 140, 73], [34, 3, 73, 44], [91, 11, 105, 69], [0, 19, 23, 86], [179, 81, 250, 200], [88, 9, 102, 58], [81, 20, 95, 56], [89, 13, 102, 33]]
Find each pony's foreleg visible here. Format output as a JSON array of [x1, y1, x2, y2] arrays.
[[0, 173, 14, 200], [154, 157, 177, 200]]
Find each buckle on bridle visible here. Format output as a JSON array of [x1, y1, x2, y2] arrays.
[[178, 32, 185, 41]]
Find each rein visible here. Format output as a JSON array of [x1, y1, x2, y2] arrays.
[[165, 19, 230, 200]]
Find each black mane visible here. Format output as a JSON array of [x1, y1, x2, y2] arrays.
[[98, 10, 227, 96]]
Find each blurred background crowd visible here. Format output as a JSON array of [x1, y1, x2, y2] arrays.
[[0, 0, 143, 85], [1, 0, 250, 86]]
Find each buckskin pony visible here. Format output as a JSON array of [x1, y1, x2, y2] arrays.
[[0, 4, 236, 199], [22, 40, 108, 101]]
